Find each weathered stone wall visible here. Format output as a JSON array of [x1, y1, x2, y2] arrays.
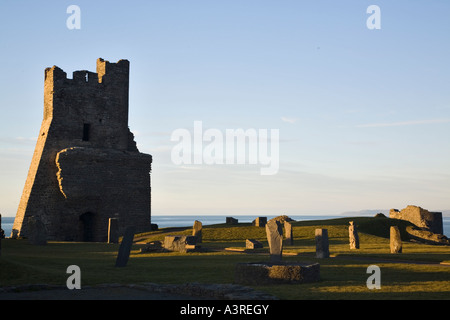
[[12, 58, 152, 241], [390, 205, 443, 235]]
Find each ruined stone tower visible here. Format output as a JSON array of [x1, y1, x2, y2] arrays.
[[12, 58, 152, 241]]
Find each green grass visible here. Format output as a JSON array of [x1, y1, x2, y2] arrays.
[[1, 216, 449, 299]]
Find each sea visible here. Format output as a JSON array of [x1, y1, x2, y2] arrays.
[[1, 215, 450, 238]]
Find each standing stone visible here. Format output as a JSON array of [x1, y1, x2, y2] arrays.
[[284, 221, 294, 245], [265, 220, 283, 262], [390, 226, 402, 253], [349, 221, 360, 249], [115, 226, 135, 267], [315, 229, 329, 258], [252, 217, 267, 227], [226, 217, 238, 225], [108, 218, 119, 244], [27, 216, 47, 245], [192, 220, 202, 243]]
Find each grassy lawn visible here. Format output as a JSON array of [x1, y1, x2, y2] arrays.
[[1, 216, 449, 299]]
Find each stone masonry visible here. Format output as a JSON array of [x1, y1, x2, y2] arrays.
[[390, 205, 443, 235], [12, 58, 152, 242]]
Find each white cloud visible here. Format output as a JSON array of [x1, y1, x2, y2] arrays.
[[281, 117, 298, 124]]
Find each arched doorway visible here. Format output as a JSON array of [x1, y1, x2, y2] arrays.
[[79, 212, 95, 242]]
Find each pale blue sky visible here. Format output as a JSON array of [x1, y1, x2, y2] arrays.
[[1, 1, 449, 217]]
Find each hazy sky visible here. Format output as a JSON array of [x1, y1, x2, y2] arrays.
[[1, 1, 449, 217]]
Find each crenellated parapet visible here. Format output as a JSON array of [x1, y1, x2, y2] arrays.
[[42, 58, 132, 151]]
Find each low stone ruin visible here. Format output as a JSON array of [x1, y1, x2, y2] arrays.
[[235, 216, 320, 285], [139, 241, 164, 253], [389, 205, 449, 246], [246, 239, 263, 249], [390, 205, 443, 235], [406, 226, 450, 245], [163, 235, 199, 253], [234, 261, 320, 285]]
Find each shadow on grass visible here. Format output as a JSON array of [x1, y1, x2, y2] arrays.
[[336, 251, 450, 265]]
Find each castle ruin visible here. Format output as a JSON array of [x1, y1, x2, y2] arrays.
[[12, 58, 152, 242], [390, 205, 443, 235]]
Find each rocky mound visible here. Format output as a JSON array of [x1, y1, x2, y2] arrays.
[[406, 226, 450, 246]]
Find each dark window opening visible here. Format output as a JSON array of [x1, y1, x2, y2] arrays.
[[82, 123, 90, 141]]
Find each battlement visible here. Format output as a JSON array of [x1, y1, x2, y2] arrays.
[[44, 58, 129, 86], [96, 58, 129, 83], [42, 58, 133, 151], [72, 70, 98, 83]]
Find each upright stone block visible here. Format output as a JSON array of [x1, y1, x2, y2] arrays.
[[349, 221, 360, 249], [27, 216, 47, 245], [253, 217, 267, 227], [390, 226, 402, 254], [315, 228, 329, 258], [115, 226, 135, 267], [108, 218, 119, 244], [265, 219, 283, 262], [192, 220, 202, 243], [284, 221, 294, 245], [226, 217, 238, 225]]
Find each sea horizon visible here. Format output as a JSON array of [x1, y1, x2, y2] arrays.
[[2, 214, 449, 238]]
